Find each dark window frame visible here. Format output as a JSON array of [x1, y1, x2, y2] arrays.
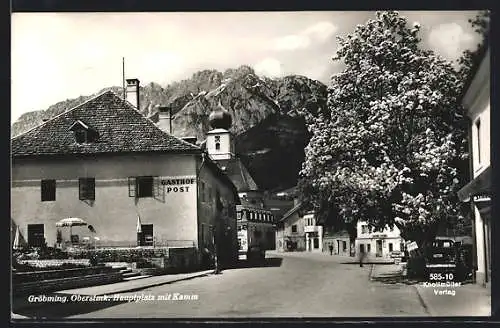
[[138, 224, 154, 246], [128, 176, 160, 199], [41, 179, 56, 202], [28, 224, 45, 247], [476, 118, 481, 164], [79, 177, 95, 200], [291, 224, 297, 233]]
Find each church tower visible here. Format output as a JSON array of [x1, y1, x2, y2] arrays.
[[206, 101, 235, 161]]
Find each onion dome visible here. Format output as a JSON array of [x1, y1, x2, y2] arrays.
[[208, 101, 232, 130]]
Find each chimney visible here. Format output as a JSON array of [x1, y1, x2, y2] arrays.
[[126, 78, 140, 110], [158, 106, 173, 134], [181, 136, 197, 145]]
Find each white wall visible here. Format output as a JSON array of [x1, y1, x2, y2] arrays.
[[356, 221, 401, 239], [206, 130, 232, 160], [11, 153, 199, 247]]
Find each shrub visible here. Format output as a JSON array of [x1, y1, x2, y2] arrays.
[[406, 253, 427, 279], [71, 247, 169, 263]]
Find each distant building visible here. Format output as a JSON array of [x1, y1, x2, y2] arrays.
[[457, 46, 491, 287], [323, 230, 353, 256], [201, 102, 276, 259], [275, 202, 323, 252], [355, 221, 404, 260], [11, 79, 240, 269]]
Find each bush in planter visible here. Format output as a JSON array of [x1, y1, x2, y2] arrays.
[[406, 252, 427, 280], [72, 248, 169, 263]]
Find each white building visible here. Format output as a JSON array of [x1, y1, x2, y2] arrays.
[[355, 221, 404, 260], [275, 202, 323, 253], [457, 46, 491, 287]]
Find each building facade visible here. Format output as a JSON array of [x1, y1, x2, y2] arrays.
[[457, 46, 491, 287], [11, 82, 240, 268], [275, 202, 322, 252], [323, 230, 353, 256], [355, 221, 404, 260], [202, 103, 276, 259]]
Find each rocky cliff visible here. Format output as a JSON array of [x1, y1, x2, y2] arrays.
[[11, 66, 327, 191]]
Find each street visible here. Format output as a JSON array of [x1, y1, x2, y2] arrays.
[[19, 251, 430, 318]]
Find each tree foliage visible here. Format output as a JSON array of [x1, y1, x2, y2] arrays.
[[457, 10, 490, 83], [298, 11, 469, 247]]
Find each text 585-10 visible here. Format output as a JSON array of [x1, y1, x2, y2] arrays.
[[429, 273, 454, 281]]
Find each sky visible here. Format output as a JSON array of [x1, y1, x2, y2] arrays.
[[11, 11, 481, 123]]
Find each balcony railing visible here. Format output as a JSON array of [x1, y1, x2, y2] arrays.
[[304, 225, 320, 233]]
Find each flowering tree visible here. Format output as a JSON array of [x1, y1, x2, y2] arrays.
[[299, 11, 469, 248], [458, 10, 490, 82]]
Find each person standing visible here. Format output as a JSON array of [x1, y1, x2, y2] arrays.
[[329, 244, 334, 256]]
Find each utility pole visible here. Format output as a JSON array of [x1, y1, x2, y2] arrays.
[[122, 57, 126, 99]]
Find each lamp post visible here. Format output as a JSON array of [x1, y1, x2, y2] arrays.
[[212, 227, 221, 274]]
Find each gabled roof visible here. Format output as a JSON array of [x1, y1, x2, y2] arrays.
[[11, 91, 200, 157], [216, 158, 259, 192], [280, 202, 304, 222]]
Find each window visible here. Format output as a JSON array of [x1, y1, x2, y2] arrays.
[[215, 136, 221, 151], [28, 224, 45, 247], [291, 224, 297, 233], [342, 241, 347, 252], [69, 120, 99, 143], [128, 177, 163, 200], [41, 179, 56, 201], [361, 225, 368, 234], [476, 119, 481, 164], [389, 243, 393, 252], [137, 176, 153, 198], [367, 244, 371, 253], [201, 182, 205, 202], [139, 224, 153, 246], [75, 130, 87, 143], [79, 178, 95, 200], [360, 244, 365, 253]]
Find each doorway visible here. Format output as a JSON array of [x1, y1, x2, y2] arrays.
[[376, 240, 383, 257]]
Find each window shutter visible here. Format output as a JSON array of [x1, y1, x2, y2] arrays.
[[153, 176, 164, 201], [128, 177, 136, 197]]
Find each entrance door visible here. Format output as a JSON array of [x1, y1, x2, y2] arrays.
[[28, 224, 45, 247], [376, 240, 383, 257], [307, 235, 312, 251], [313, 237, 319, 250]]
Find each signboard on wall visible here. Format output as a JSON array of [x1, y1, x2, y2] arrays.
[[407, 241, 418, 251], [161, 176, 196, 193]]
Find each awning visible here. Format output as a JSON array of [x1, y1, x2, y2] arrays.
[[457, 166, 491, 202]]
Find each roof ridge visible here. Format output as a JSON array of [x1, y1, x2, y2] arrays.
[[280, 202, 303, 222], [12, 89, 115, 140]]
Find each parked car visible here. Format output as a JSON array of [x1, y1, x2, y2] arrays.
[[424, 239, 471, 282]]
